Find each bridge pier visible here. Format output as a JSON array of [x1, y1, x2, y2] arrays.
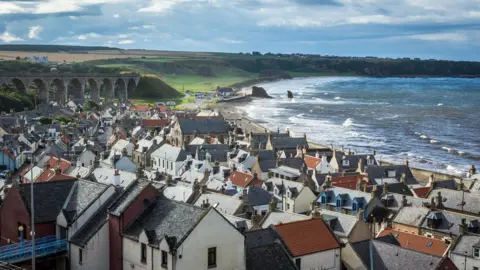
[[87, 78, 101, 103]]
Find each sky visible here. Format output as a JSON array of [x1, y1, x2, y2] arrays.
[[0, 0, 480, 61]]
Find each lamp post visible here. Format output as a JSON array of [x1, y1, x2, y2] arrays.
[[25, 151, 36, 270], [18, 225, 23, 250]]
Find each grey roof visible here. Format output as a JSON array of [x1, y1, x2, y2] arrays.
[[0, 117, 20, 127], [246, 186, 275, 210], [242, 156, 256, 171], [380, 193, 428, 212], [451, 234, 480, 258], [62, 180, 110, 224], [319, 209, 359, 238], [19, 180, 76, 223], [245, 227, 282, 249], [270, 136, 308, 149], [259, 160, 276, 172], [433, 179, 459, 190], [70, 191, 121, 247], [336, 154, 375, 172], [420, 210, 480, 236], [177, 118, 228, 134], [186, 144, 230, 162], [109, 180, 152, 217], [352, 238, 445, 270], [151, 144, 187, 162], [123, 196, 205, 248], [257, 150, 276, 161], [393, 206, 429, 227], [365, 165, 418, 186], [427, 188, 480, 215], [277, 158, 305, 171]]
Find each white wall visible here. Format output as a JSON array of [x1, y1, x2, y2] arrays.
[[171, 209, 245, 270], [57, 186, 115, 240], [450, 253, 480, 270], [152, 157, 183, 177], [293, 188, 317, 213], [122, 209, 245, 270], [70, 221, 110, 270], [295, 248, 341, 270]]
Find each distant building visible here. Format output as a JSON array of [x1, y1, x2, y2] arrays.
[[26, 56, 49, 63]]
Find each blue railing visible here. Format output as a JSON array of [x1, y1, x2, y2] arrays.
[[0, 236, 67, 263]]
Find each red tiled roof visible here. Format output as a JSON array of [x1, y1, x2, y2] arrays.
[[331, 175, 362, 183], [333, 180, 368, 190], [226, 171, 254, 188], [47, 156, 71, 173], [304, 155, 321, 169], [274, 218, 341, 257], [1, 147, 16, 159], [413, 187, 431, 198], [157, 105, 169, 112], [60, 134, 71, 144], [130, 105, 151, 112], [141, 119, 169, 127], [36, 169, 75, 182], [378, 229, 449, 257], [50, 174, 76, 182], [18, 164, 33, 177]]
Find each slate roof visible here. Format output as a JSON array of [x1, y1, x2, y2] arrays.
[[257, 150, 276, 161], [432, 179, 459, 190], [352, 239, 452, 270], [123, 196, 206, 248], [451, 234, 480, 258], [151, 144, 187, 162], [177, 118, 228, 134], [258, 160, 276, 172], [419, 210, 480, 236], [246, 186, 275, 210], [274, 218, 341, 257], [61, 180, 110, 224], [378, 228, 450, 256], [18, 180, 76, 223], [364, 165, 418, 186], [427, 188, 480, 215], [336, 154, 375, 172], [380, 193, 428, 212], [261, 212, 310, 228], [318, 209, 359, 238], [277, 158, 306, 171], [245, 227, 298, 270], [393, 206, 429, 227], [108, 180, 153, 217], [270, 136, 308, 150], [70, 191, 121, 247], [186, 144, 230, 162]]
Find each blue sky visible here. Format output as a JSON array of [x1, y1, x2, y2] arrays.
[[1, 0, 479, 61]]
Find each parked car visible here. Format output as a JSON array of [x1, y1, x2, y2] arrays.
[[156, 102, 166, 106], [166, 101, 176, 106]]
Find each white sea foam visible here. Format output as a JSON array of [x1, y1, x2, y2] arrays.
[[420, 135, 428, 139], [430, 140, 439, 144], [437, 103, 443, 106], [324, 92, 329, 95], [343, 118, 354, 127], [334, 96, 341, 100]]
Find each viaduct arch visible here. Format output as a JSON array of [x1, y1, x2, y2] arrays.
[[0, 73, 140, 106]]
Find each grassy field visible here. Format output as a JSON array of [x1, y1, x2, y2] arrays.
[[161, 74, 256, 92]]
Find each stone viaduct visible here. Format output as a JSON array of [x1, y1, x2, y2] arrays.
[[0, 72, 141, 105]]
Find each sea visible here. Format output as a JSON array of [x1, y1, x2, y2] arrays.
[[237, 77, 480, 176]]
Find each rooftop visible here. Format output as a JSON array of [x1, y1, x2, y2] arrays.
[[378, 228, 449, 257]]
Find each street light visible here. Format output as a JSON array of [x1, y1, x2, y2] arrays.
[[24, 151, 36, 270], [18, 225, 23, 250]]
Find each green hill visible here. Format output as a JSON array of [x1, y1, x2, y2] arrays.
[[132, 75, 183, 100]]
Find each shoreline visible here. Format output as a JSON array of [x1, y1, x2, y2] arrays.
[[215, 76, 469, 179]]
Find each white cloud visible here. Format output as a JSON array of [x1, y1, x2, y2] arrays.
[[143, 24, 156, 29], [118, 39, 134, 44], [69, 16, 78, 20], [77, 32, 101, 40], [28, 26, 44, 39], [138, 0, 205, 13], [406, 32, 468, 42], [217, 38, 244, 44], [0, 2, 26, 14], [0, 32, 24, 43], [113, 13, 120, 18]]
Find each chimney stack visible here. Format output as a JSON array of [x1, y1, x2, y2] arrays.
[[269, 198, 276, 212], [113, 169, 121, 186], [356, 208, 363, 220], [435, 191, 443, 209], [401, 195, 408, 207], [459, 218, 468, 235]]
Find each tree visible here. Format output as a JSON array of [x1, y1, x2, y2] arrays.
[[83, 100, 101, 112], [15, 56, 20, 61], [39, 117, 53, 125]]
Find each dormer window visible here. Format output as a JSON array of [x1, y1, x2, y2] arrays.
[[336, 199, 341, 207], [387, 170, 396, 178], [367, 158, 374, 165], [474, 248, 480, 258], [342, 159, 350, 167], [320, 196, 326, 204]]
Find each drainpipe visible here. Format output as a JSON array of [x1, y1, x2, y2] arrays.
[[151, 246, 154, 270]]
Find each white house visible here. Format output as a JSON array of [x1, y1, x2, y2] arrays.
[[151, 144, 186, 177], [122, 198, 246, 270], [274, 218, 342, 270], [450, 234, 480, 270], [263, 178, 317, 213], [111, 139, 135, 157]]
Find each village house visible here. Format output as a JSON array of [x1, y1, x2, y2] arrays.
[[264, 177, 316, 213], [170, 117, 229, 148], [317, 208, 372, 243], [330, 150, 377, 173], [260, 211, 310, 228], [151, 144, 187, 177], [121, 197, 245, 270], [131, 137, 162, 168], [377, 228, 450, 257], [274, 218, 342, 270], [449, 234, 480, 269]]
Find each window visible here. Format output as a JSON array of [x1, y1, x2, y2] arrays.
[[336, 200, 341, 207], [161, 250, 168, 268], [352, 203, 357, 211], [162, 159, 165, 168], [474, 248, 480, 258], [141, 243, 147, 264], [387, 170, 396, 178], [321, 196, 326, 204], [474, 267, 479, 270], [79, 248, 83, 265], [208, 247, 217, 268], [295, 258, 301, 269], [342, 160, 349, 166], [286, 203, 290, 210]]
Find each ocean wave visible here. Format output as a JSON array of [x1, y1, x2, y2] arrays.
[[420, 135, 428, 139], [437, 103, 444, 106], [343, 118, 354, 127], [430, 139, 439, 144], [334, 96, 341, 100]]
